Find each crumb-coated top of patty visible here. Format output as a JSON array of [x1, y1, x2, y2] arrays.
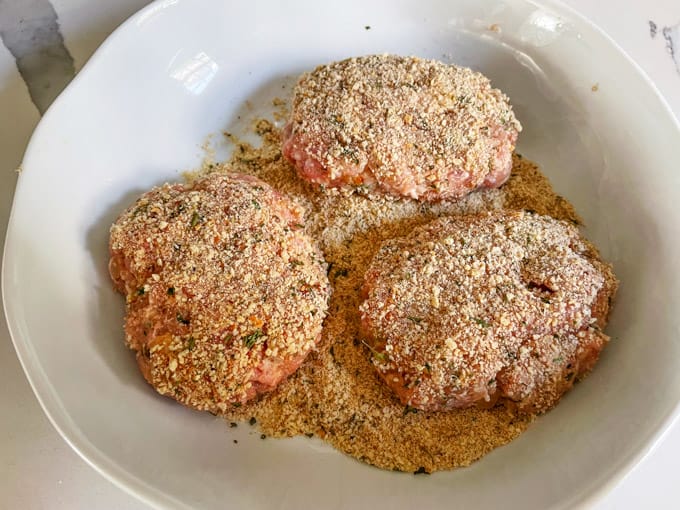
[[359, 210, 617, 411], [109, 172, 331, 411], [283, 54, 521, 200]]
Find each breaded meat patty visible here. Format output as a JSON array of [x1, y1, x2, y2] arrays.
[[282, 54, 521, 201], [359, 211, 617, 413], [109, 172, 331, 412]]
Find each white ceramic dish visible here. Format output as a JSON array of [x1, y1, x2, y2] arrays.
[[4, 0, 680, 508]]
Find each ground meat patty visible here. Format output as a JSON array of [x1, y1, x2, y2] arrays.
[[359, 211, 617, 413], [109, 172, 331, 412], [282, 54, 521, 201]]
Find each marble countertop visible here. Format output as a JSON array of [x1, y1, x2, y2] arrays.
[[1, 1, 679, 508]]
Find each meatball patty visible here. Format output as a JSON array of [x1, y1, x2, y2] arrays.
[[282, 54, 521, 201], [359, 211, 617, 413], [109, 172, 331, 412]]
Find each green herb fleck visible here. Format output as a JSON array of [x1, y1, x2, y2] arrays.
[[403, 405, 419, 416], [424, 362, 432, 372], [186, 337, 196, 351], [190, 211, 201, 228], [407, 316, 423, 324], [133, 203, 148, 217], [137, 287, 145, 296], [251, 199, 261, 210], [541, 297, 551, 304], [414, 467, 429, 475], [290, 259, 304, 267], [167, 287, 175, 296], [249, 417, 257, 426], [176, 313, 190, 325], [360, 339, 387, 362], [334, 268, 349, 278], [553, 356, 564, 364], [341, 147, 360, 164], [474, 317, 491, 328], [243, 329, 264, 349]]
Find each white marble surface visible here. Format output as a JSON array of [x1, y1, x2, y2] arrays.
[[1, 1, 679, 508]]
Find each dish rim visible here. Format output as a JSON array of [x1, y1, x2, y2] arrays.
[[3, 0, 680, 508]]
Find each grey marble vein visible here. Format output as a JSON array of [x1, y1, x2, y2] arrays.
[[0, 0, 75, 114], [662, 23, 680, 75], [649, 18, 680, 77]]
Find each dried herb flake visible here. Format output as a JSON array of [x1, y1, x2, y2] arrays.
[[474, 317, 491, 328], [403, 405, 419, 416], [190, 211, 201, 227], [243, 329, 264, 349]]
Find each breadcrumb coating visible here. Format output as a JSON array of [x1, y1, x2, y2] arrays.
[[109, 172, 331, 412]]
